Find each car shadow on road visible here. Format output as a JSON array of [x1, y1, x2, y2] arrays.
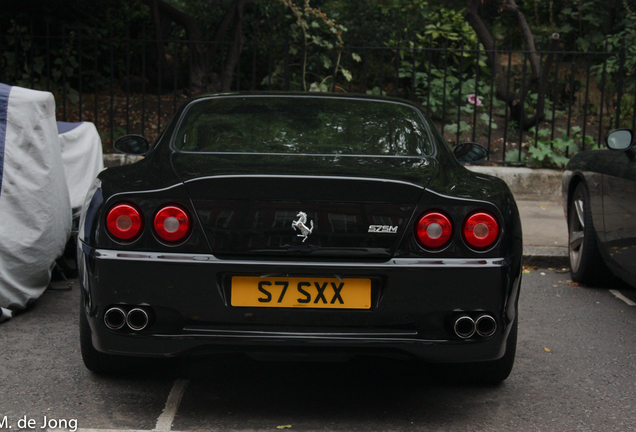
[[129, 354, 512, 431]]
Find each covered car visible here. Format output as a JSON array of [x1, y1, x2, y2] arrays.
[[78, 93, 523, 383], [0, 84, 71, 321]]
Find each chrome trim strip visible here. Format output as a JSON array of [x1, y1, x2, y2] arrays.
[[179, 151, 426, 159], [93, 249, 507, 268], [183, 328, 419, 337], [183, 174, 425, 190], [108, 182, 184, 199]]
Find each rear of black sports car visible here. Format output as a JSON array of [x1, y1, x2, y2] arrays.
[[78, 94, 522, 383]]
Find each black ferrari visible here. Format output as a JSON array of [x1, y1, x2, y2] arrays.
[[78, 93, 523, 383], [562, 129, 636, 288]]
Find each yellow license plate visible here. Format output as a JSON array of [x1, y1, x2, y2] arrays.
[[231, 276, 371, 309]]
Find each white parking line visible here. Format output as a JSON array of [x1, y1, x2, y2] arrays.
[[154, 379, 190, 431], [76, 379, 190, 432], [610, 290, 636, 307], [78, 429, 190, 432]]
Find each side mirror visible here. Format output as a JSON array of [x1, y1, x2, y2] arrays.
[[606, 129, 633, 151], [453, 142, 488, 163], [113, 135, 150, 156]]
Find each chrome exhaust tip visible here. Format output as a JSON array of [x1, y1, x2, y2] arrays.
[[454, 315, 476, 339], [475, 314, 497, 337], [126, 308, 149, 331], [104, 307, 127, 330]]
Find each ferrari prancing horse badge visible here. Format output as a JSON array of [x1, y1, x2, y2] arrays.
[[292, 211, 314, 242]]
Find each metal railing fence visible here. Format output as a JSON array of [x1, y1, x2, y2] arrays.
[[1, 22, 634, 165]]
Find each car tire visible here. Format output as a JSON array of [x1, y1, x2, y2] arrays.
[[568, 182, 612, 285], [79, 302, 130, 374]]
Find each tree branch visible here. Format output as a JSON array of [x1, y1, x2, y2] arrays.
[[503, 0, 540, 79], [465, 0, 515, 104]]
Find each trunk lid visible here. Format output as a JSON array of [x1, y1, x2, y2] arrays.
[[173, 153, 435, 260]]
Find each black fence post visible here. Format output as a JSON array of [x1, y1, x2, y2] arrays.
[[455, 38, 465, 146], [411, 43, 417, 102], [61, 23, 67, 121], [550, 51, 560, 145], [615, 40, 626, 129], [78, 23, 83, 122], [46, 21, 51, 92], [502, 40, 513, 159], [565, 55, 576, 157], [598, 44, 608, 143], [125, 25, 131, 134], [93, 29, 98, 129], [365, 47, 370, 94], [109, 27, 114, 145], [141, 26, 146, 137], [581, 54, 592, 150], [29, 22, 35, 90], [331, 50, 339, 92], [487, 43, 495, 160], [472, 41, 480, 144], [284, 34, 290, 91], [441, 39, 449, 128]]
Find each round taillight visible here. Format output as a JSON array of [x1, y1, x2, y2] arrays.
[[415, 211, 453, 250], [463, 211, 499, 250], [106, 204, 143, 241], [154, 205, 191, 243]]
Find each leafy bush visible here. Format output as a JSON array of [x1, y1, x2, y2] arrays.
[[506, 126, 597, 168], [444, 91, 500, 144], [261, 0, 360, 92], [2, 21, 80, 102]]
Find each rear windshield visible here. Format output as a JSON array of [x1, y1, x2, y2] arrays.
[[173, 96, 431, 156]]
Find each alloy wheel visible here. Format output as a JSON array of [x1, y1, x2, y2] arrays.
[[568, 192, 586, 273]]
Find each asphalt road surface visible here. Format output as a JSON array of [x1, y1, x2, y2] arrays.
[[1, 268, 635, 432]]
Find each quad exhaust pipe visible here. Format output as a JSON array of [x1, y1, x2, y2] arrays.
[[454, 315, 476, 339], [453, 314, 497, 339], [126, 308, 150, 331], [104, 307, 127, 330], [475, 314, 497, 337], [104, 306, 151, 331]]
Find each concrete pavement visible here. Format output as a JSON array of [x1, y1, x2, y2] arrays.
[[468, 166, 568, 267], [103, 155, 570, 268]]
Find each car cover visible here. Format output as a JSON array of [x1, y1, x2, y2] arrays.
[[0, 84, 72, 321], [57, 121, 104, 218]]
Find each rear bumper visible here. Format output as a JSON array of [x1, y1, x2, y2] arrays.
[[79, 246, 522, 363]]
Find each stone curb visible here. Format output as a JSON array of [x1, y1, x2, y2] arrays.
[[467, 166, 563, 201], [522, 247, 568, 268]]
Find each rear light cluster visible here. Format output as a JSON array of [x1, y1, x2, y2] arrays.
[[415, 210, 499, 251], [106, 203, 192, 244]]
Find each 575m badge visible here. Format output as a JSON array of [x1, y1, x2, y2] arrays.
[[368, 225, 398, 233]]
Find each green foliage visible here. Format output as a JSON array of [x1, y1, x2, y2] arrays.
[[445, 120, 471, 137], [2, 21, 80, 103], [384, 2, 492, 120], [444, 89, 499, 144], [387, 1, 482, 73], [591, 24, 636, 123], [318, 0, 394, 47], [526, 0, 636, 122], [520, 126, 597, 169], [383, 0, 477, 48], [261, 0, 359, 91], [100, 126, 127, 143]]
